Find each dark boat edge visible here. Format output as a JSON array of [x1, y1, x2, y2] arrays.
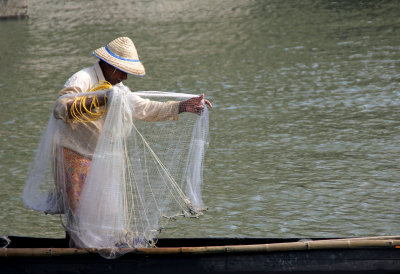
[[2, 236, 400, 273], [2, 235, 340, 249], [3, 234, 400, 246], [2, 235, 400, 255]]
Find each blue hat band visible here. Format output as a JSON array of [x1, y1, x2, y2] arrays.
[[105, 45, 141, 62]]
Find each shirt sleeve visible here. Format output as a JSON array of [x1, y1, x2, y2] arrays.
[[53, 71, 91, 123], [127, 93, 180, 122]]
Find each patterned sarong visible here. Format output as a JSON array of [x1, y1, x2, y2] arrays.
[[61, 147, 91, 213]]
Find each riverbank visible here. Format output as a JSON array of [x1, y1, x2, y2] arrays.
[[0, 0, 28, 19]]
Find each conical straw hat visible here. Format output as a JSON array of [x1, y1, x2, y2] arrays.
[[92, 37, 146, 76]]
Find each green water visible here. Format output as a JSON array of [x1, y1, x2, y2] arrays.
[[1, 0, 400, 238]]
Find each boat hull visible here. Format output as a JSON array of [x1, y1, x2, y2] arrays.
[[1, 236, 400, 273]]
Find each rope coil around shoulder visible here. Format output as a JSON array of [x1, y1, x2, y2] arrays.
[[70, 81, 112, 123]]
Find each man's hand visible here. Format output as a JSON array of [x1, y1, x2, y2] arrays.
[[179, 94, 212, 114]]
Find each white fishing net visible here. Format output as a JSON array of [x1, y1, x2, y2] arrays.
[[23, 85, 209, 258]]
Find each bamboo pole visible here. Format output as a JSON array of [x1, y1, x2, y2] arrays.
[[335, 235, 400, 241], [1, 238, 400, 257]]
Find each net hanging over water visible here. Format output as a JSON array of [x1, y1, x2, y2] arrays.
[[23, 84, 209, 258]]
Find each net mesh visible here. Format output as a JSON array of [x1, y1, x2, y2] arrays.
[[23, 85, 209, 258]]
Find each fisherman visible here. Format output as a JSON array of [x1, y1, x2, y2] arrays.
[[23, 37, 212, 248], [51, 36, 212, 215]]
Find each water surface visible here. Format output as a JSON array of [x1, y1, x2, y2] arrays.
[[1, 0, 400, 238]]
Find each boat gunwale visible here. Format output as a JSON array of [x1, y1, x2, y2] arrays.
[[1, 236, 400, 257]]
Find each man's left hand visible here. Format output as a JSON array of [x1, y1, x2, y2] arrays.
[[179, 94, 212, 114]]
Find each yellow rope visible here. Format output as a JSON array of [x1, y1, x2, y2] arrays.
[[70, 81, 112, 123]]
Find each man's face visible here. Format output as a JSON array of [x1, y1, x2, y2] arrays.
[[103, 63, 128, 85], [108, 67, 128, 85]]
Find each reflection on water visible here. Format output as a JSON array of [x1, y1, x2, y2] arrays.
[[1, 0, 400, 238]]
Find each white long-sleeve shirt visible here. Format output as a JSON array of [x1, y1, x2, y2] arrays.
[[53, 62, 180, 157]]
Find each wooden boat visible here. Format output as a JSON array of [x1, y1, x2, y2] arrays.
[[1, 235, 400, 273]]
